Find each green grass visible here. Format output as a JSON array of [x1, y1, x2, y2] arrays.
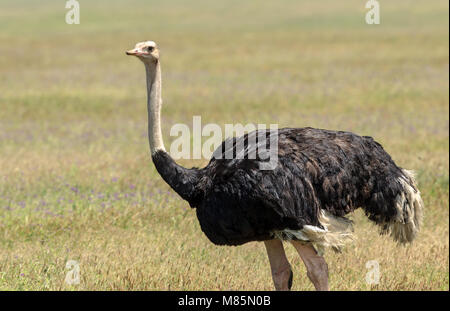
[[0, 0, 448, 290]]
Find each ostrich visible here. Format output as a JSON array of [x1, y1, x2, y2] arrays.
[[126, 41, 423, 291]]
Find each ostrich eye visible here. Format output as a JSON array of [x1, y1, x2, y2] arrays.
[[147, 46, 154, 52]]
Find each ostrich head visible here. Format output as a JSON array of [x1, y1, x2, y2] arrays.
[[126, 41, 159, 63]]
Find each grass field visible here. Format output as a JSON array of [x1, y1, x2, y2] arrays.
[[0, 0, 448, 290]]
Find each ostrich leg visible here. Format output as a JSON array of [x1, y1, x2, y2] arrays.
[[290, 240, 329, 291], [264, 239, 293, 291]]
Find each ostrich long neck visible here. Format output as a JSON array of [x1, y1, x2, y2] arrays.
[[144, 60, 203, 205], [145, 61, 165, 154]]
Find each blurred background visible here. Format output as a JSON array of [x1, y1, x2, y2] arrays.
[[0, 0, 448, 290]]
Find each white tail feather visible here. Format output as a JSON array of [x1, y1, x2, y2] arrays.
[[381, 169, 424, 243]]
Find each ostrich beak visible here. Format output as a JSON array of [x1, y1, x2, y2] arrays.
[[126, 49, 138, 55]]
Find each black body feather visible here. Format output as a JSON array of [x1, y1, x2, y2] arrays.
[[152, 127, 416, 246]]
